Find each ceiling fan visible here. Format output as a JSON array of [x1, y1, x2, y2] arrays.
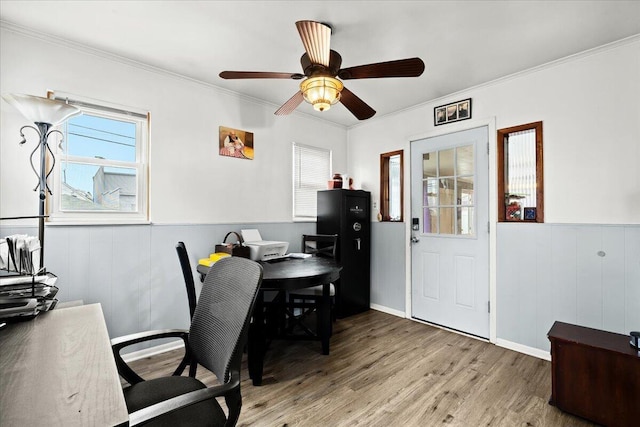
[[219, 20, 425, 120]]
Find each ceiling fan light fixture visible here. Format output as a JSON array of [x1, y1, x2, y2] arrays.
[[300, 76, 343, 112]]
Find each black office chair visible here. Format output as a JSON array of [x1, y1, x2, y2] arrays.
[[112, 257, 263, 427], [174, 241, 198, 377], [176, 242, 197, 320], [287, 234, 338, 337]]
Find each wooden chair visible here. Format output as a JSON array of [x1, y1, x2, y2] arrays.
[[112, 257, 263, 426], [287, 234, 338, 337]]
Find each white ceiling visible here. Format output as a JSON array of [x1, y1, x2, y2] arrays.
[[1, 1, 639, 127]]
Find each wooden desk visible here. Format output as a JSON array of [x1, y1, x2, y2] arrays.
[[198, 257, 341, 385], [0, 304, 129, 426], [548, 321, 640, 427]]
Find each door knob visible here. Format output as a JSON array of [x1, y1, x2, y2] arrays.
[[411, 237, 420, 243]]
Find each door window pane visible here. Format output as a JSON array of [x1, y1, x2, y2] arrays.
[[423, 207, 437, 233], [457, 177, 474, 206], [458, 207, 475, 236], [422, 152, 437, 178], [456, 145, 474, 176], [439, 207, 455, 234], [421, 144, 475, 236]]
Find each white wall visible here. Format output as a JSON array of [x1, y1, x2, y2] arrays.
[[0, 26, 348, 224], [348, 36, 640, 353], [349, 36, 640, 225], [0, 26, 349, 343]]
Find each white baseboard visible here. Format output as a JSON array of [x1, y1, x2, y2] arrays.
[[496, 338, 551, 361], [121, 339, 185, 363], [370, 303, 406, 318]]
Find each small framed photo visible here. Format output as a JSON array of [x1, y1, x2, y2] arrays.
[[524, 207, 537, 221], [434, 98, 472, 126]]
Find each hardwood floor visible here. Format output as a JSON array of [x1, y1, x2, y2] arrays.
[[125, 310, 595, 426]]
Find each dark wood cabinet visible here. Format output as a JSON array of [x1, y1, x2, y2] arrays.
[[548, 321, 640, 427]]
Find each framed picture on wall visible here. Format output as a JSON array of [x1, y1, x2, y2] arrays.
[[219, 126, 254, 159], [434, 98, 472, 126]]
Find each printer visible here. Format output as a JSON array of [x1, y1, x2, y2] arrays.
[[241, 229, 289, 261]]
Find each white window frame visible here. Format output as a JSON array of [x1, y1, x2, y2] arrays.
[[292, 142, 332, 221], [48, 92, 149, 224]]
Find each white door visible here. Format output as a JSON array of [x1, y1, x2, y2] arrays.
[[410, 126, 489, 338]]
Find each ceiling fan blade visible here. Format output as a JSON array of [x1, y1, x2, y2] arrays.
[[340, 86, 376, 120], [275, 91, 304, 115], [220, 71, 304, 80], [295, 20, 331, 67], [338, 58, 425, 80]]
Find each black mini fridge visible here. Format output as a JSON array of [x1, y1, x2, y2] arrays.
[[317, 189, 370, 318]]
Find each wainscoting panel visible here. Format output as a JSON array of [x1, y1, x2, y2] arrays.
[[370, 222, 406, 313], [497, 223, 640, 353], [1, 222, 314, 351], [624, 227, 640, 330]]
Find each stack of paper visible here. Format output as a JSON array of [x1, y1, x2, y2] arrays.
[[0, 273, 58, 321], [0, 235, 42, 275]]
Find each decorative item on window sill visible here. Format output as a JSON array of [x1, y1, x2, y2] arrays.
[[1, 94, 82, 270], [505, 193, 527, 221]]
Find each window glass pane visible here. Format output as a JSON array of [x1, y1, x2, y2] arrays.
[[505, 128, 537, 210], [457, 177, 474, 206], [389, 154, 401, 220], [426, 178, 438, 207], [439, 178, 455, 206], [424, 207, 437, 233], [61, 163, 137, 212], [422, 144, 475, 236], [456, 145, 474, 176], [457, 207, 475, 235], [66, 114, 136, 162], [439, 207, 455, 234], [439, 148, 455, 176], [293, 143, 331, 219], [422, 152, 437, 178]]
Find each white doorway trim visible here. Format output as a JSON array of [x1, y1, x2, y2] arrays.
[[404, 116, 497, 344]]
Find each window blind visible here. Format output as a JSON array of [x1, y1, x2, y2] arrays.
[[293, 143, 331, 219]]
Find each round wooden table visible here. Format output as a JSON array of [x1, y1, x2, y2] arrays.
[[198, 256, 341, 385]]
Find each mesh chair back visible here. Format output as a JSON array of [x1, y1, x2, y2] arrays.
[[188, 257, 263, 383], [176, 242, 197, 319], [302, 234, 338, 259]]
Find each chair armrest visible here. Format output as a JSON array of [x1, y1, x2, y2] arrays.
[[111, 328, 189, 349], [111, 329, 189, 385], [128, 370, 241, 426]]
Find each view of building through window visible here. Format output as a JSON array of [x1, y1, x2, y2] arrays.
[[60, 112, 139, 212]]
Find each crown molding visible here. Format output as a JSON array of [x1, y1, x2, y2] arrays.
[[0, 20, 347, 130]]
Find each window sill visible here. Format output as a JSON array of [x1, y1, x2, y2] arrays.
[[46, 219, 151, 227]]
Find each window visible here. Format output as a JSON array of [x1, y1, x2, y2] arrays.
[[497, 121, 544, 222], [421, 145, 475, 235], [292, 143, 331, 220], [48, 92, 149, 223], [380, 150, 404, 221]]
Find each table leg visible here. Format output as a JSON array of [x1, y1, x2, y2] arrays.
[[248, 290, 265, 386], [318, 282, 331, 355]]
